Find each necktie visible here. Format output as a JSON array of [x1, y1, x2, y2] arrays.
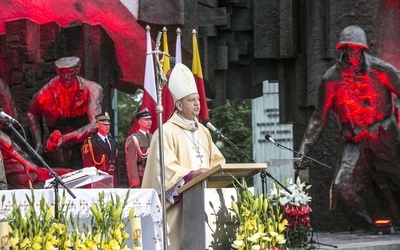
[[104, 137, 111, 150]]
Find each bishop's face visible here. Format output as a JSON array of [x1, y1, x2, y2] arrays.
[[176, 93, 200, 120]]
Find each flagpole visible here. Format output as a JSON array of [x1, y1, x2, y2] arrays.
[[175, 28, 182, 64], [148, 30, 169, 250]]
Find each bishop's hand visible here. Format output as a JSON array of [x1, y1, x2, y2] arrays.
[[192, 168, 209, 179]]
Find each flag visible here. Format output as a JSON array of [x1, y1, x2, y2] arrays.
[[161, 27, 175, 121], [175, 28, 182, 64], [140, 26, 158, 133], [192, 29, 209, 122]]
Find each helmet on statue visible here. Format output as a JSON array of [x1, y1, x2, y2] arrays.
[[336, 25, 368, 50]]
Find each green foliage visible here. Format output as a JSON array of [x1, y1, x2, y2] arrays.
[[116, 93, 253, 163], [210, 99, 252, 163], [117, 90, 143, 153]]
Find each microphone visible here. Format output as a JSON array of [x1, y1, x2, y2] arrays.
[[203, 121, 293, 194], [202, 119, 220, 134], [265, 134, 332, 169], [0, 108, 18, 123], [265, 134, 277, 145], [202, 119, 228, 141]]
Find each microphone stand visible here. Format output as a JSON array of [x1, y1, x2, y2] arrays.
[[269, 140, 332, 170], [213, 130, 292, 195], [148, 31, 169, 250], [268, 138, 337, 249], [309, 229, 338, 249], [5, 120, 76, 219]]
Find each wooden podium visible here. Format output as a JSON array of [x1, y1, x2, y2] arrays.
[[178, 163, 267, 193], [181, 163, 267, 249]]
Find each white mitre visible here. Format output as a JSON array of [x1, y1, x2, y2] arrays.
[[168, 63, 198, 101]]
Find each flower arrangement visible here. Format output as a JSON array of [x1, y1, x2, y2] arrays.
[[268, 178, 312, 249], [4, 188, 135, 250], [230, 177, 312, 250], [230, 179, 288, 250]]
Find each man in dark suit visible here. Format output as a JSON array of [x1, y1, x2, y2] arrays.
[[82, 112, 119, 188], [124, 108, 152, 188]]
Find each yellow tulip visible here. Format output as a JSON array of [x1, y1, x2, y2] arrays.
[[231, 201, 239, 214], [45, 206, 54, 221], [128, 207, 135, 220], [113, 207, 123, 220], [263, 198, 269, 211], [252, 198, 259, 210]]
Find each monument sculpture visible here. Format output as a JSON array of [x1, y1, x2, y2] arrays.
[[297, 25, 400, 229], [0, 79, 39, 188], [27, 57, 103, 169]]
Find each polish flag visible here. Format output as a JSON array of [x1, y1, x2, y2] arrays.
[[192, 29, 209, 122], [141, 26, 158, 133]]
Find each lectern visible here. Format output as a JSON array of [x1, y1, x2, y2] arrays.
[[179, 163, 267, 249]]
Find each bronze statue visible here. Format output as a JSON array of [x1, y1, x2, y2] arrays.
[[297, 25, 400, 229], [27, 57, 103, 169], [0, 79, 39, 188]]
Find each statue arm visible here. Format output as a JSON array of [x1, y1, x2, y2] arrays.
[[298, 79, 332, 156], [381, 63, 400, 98], [0, 131, 38, 179], [59, 121, 97, 145], [27, 95, 44, 153]]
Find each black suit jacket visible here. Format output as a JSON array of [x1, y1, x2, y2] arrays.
[[82, 133, 119, 187]]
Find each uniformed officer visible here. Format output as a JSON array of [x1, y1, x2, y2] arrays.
[[124, 108, 152, 187], [82, 112, 119, 188]]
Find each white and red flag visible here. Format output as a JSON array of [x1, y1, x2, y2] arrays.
[[140, 26, 158, 133]]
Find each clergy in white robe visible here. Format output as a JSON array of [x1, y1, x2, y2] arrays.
[[141, 63, 225, 250]]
